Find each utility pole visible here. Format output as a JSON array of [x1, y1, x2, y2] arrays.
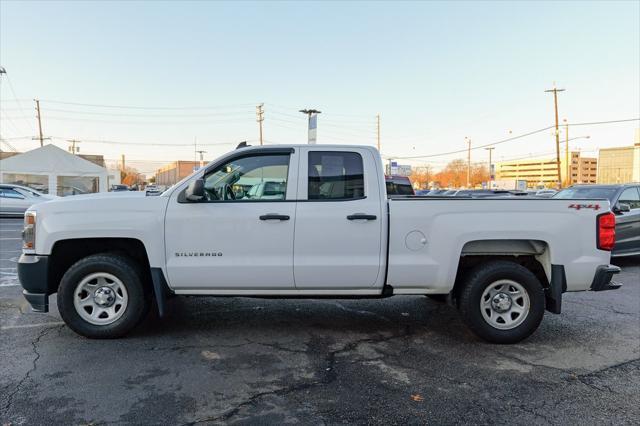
[[544, 85, 565, 188], [33, 99, 49, 147], [300, 109, 321, 144], [465, 136, 471, 187], [376, 114, 381, 152], [196, 150, 207, 168], [121, 154, 125, 171], [484, 147, 495, 189], [256, 103, 264, 145], [67, 139, 81, 154], [564, 118, 570, 187]]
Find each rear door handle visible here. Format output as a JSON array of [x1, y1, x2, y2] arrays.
[[260, 214, 290, 221], [347, 214, 377, 221]]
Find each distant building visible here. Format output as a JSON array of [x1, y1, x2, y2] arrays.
[[597, 141, 640, 184], [568, 152, 597, 185], [495, 152, 597, 188], [79, 154, 106, 168], [156, 161, 202, 186], [496, 157, 559, 188]]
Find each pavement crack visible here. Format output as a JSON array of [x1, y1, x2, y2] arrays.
[[185, 328, 412, 424], [1, 324, 63, 417], [565, 299, 638, 317], [186, 380, 321, 425]]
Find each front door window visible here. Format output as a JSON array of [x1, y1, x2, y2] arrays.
[[202, 154, 290, 201]]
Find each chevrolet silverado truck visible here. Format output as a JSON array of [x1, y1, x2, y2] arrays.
[[18, 144, 621, 343]]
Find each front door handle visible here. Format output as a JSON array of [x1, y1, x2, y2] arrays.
[[260, 214, 290, 221], [347, 214, 377, 221]]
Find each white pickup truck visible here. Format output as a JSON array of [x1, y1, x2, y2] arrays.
[[18, 144, 621, 343]]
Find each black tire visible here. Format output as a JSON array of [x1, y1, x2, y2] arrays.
[[57, 254, 151, 338], [457, 260, 545, 344], [426, 294, 448, 303]]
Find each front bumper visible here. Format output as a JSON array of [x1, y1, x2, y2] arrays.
[[18, 254, 51, 312], [590, 264, 622, 291]]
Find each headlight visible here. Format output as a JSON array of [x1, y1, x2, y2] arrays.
[[23, 211, 36, 251]]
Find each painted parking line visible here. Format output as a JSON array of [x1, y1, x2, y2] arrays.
[[0, 322, 64, 330]]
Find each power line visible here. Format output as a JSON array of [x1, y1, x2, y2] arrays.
[[49, 136, 241, 147], [42, 116, 253, 125], [1, 75, 33, 133], [567, 117, 639, 126], [40, 100, 256, 110], [392, 126, 554, 160], [38, 108, 255, 118]]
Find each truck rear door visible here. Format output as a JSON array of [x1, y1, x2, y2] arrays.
[[293, 147, 386, 289]]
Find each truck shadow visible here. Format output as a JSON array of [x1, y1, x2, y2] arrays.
[[135, 295, 470, 341]]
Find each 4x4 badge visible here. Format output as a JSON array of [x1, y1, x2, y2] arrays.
[[568, 203, 600, 211]]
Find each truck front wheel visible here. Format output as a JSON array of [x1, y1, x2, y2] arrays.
[[457, 260, 545, 344], [57, 254, 151, 338]]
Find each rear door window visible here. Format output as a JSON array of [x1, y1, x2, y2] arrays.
[[308, 152, 364, 200]]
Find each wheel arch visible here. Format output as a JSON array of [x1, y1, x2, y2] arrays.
[[49, 237, 152, 295], [452, 239, 553, 310]]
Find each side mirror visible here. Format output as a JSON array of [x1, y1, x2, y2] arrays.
[[614, 202, 631, 214], [185, 179, 205, 201]]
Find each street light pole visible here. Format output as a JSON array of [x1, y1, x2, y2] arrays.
[[564, 119, 569, 187], [564, 133, 591, 186], [300, 109, 321, 144], [195, 150, 207, 169], [465, 137, 471, 187], [484, 147, 495, 189]]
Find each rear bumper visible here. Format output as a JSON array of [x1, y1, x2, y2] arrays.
[[590, 264, 622, 291], [17, 254, 51, 312]]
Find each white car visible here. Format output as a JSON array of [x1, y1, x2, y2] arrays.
[[0, 184, 57, 216], [18, 145, 620, 343]]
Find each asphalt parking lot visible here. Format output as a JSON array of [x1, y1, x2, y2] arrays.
[[0, 217, 638, 425]]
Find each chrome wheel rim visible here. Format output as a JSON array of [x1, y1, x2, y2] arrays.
[[73, 272, 128, 325], [480, 279, 530, 330]]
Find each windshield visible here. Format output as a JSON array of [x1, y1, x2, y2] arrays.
[[553, 187, 618, 202]]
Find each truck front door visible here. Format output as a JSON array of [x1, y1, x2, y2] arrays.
[[164, 149, 298, 291]]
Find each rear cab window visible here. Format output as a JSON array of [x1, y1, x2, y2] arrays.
[[307, 151, 365, 200]]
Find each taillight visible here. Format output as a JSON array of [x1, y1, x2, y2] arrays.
[[597, 212, 616, 251]]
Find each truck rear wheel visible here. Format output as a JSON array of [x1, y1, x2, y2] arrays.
[[57, 254, 150, 338], [457, 260, 545, 344]]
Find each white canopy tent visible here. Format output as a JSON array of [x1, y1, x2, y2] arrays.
[[0, 144, 109, 195]]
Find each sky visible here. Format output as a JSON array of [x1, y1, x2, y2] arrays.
[[1, 0, 639, 175]]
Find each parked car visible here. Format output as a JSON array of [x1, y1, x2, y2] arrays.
[[424, 189, 448, 196], [385, 175, 415, 196], [111, 184, 130, 192], [244, 181, 287, 200], [453, 189, 514, 198], [57, 185, 88, 196], [535, 189, 557, 198], [19, 145, 621, 343], [0, 184, 57, 216], [554, 184, 640, 257]]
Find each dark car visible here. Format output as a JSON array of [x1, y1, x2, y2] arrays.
[[385, 175, 415, 196], [453, 189, 515, 198], [110, 184, 130, 192], [554, 184, 640, 257]]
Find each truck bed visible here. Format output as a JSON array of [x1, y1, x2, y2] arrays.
[[387, 197, 611, 293]]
